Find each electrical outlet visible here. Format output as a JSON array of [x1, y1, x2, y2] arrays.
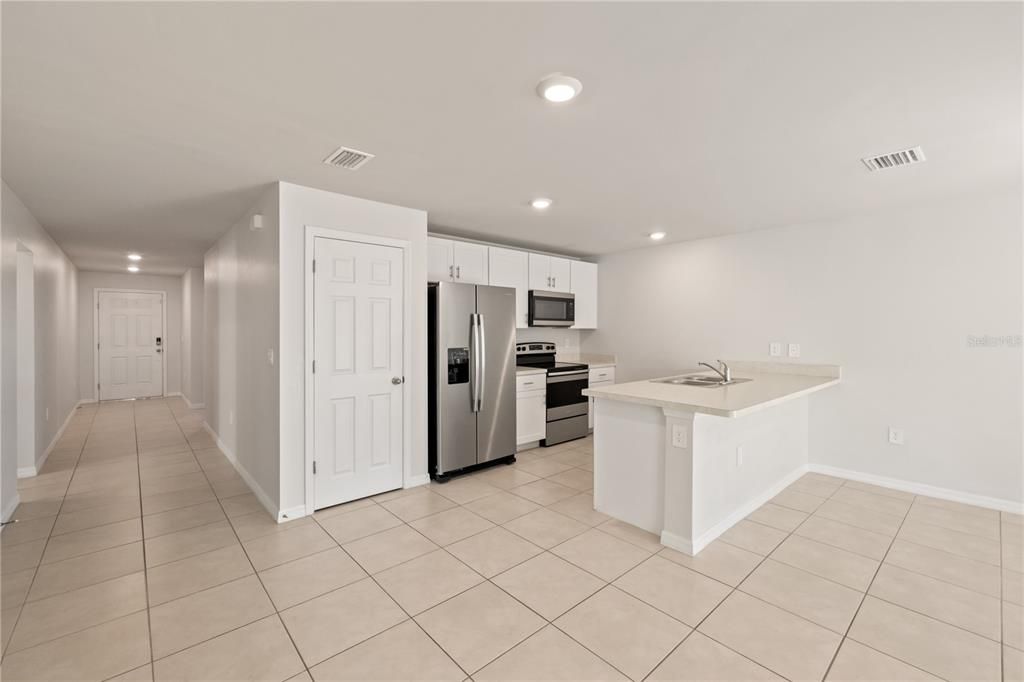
[[267, 348, 275, 366], [671, 424, 688, 448], [769, 342, 782, 357], [888, 427, 905, 445], [45, 407, 49, 422], [229, 410, 235, 426], [736, 446, 744, 468], [788, 343, 801, 358]]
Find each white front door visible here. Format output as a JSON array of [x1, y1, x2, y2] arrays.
[[97, 291, 164, 400], [313, 236, 405, 508]]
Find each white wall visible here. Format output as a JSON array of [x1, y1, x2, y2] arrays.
[[278, 182, 428, 515], [77, 271, 183, 401], [181, 267, 204, 407], [204, 185, 280, 514], [583, 187, 1023, 505], [1, 182, 79, 491]]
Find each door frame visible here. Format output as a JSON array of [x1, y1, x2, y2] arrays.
[[93, 288, 167, 401], [304, 226, 413, 516]]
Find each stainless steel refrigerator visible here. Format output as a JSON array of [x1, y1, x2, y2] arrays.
[[428, 282, 517, 479]]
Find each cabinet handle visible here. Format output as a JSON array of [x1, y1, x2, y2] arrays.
[[456, 265, 461, 279], [449, 265, 454, 279], [522, 381, 534, 386]]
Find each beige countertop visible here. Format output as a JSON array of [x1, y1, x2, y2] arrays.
[[583, 362, 840, 418]]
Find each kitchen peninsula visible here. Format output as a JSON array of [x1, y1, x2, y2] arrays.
[[583, 361, 841, 555]]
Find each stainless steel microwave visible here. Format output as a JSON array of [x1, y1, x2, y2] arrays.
[[528, 290, 575, 327]]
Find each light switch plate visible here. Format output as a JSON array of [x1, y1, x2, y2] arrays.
[[735, 446, 744, 468], [769, 342, 782, 357], [671, 424, 688, 448], [788, 343, 801, 358], [888, 427, 905, 445]]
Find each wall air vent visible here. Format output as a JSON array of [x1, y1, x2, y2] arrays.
[[861, 146, 926, 171], [323, 146, 375, 170]]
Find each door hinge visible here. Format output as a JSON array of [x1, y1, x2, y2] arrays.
[[97, 342, 100, 349], [312, 260, 316, 274], [312, 461, 317, 475], [97, 382, 100, 390], [312, 360, 316, 374]]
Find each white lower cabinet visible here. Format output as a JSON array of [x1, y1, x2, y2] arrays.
[[588, 366, 616, 430], [516, 373, 546, 446]]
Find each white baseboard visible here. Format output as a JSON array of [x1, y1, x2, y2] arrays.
[[809, 464, 1024, 515], [175, 393, 206, 410], [404, 474, 431, 489], [661, 464, 809, 556], [78, 398, 97, 405], [202, 421, 282, 521], [19, 399, 90, 479], [1, 492, 21, 525], [278, 505, 307, 521]]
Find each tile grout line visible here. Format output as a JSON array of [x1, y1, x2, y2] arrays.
[[819, 480, 919, 681], [163, 400, 314, 680], [638, 478, 853, 681], [2, 403, 97, 660]]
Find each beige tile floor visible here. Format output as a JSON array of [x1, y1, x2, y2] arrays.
[[1, 397, 1022, 681]]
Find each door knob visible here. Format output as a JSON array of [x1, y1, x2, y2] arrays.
[[391, 377, 403, 385]]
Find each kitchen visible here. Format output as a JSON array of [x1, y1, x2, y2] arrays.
[[1, 3, 1020, 681]]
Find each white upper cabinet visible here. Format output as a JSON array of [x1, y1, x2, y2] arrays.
[[427, 237, 489, 284], [427, 237, 454, 282], [528, 254, 571, 293], [488, 247, 529, 328], [571, 260, 598, 329]]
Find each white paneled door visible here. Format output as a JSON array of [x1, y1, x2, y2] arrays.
[[97, 291, 164, 400], [313, 236, 405, 508]]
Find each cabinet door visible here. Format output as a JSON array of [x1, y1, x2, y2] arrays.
[[528, 253, 551, 290], [549, 257, 572, 293], [571, 261, 598, 328], [517, 391, 546, 445], [452, 241, 489, 284], [488, 247, 529, 328], [427, 237, 454, 282]]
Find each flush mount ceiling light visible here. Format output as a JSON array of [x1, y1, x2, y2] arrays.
[[536, 74, 583, 103], [127, 253, 142, 261], [531, 197, 553, 210], [127, 265, 140, 273], [649, 231, 667, 241]]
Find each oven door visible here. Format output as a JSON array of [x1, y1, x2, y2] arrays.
[[529, 290, 575, 327], [546, 370, 589, 420]]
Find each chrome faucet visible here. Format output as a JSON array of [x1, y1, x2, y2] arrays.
[[698, 360, 731, 384]]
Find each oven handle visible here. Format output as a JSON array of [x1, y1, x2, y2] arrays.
[[547, 371, 589, 384]]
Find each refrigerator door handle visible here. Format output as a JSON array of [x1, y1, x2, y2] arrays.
[[476, 314, 486, 412], [470, 313, 482, 413]]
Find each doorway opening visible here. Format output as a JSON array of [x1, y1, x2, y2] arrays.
[[16, 245, 36, 476]]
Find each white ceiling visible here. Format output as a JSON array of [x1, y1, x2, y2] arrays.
[[3, 2, 1020, 275]]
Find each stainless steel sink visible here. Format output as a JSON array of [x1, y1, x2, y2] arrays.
[[653, 375, 752, 388]]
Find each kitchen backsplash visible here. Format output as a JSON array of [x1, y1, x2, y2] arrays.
[[516, 327, 581, 351]]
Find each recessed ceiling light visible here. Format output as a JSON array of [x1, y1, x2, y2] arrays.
[[127, 253, 142, 261], [536, 74, 583, 103], [649, 231, 667, 241], [531, 197, 553, 210], [127, 265, 140, 273]]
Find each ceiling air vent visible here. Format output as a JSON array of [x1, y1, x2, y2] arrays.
[[861, 146, 926, 172], [323, 146, 375, 170]]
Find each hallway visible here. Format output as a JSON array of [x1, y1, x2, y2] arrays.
[[1, 398, 281, 680]]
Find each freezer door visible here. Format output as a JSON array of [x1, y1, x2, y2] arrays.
[[435, 282, 478, 474], [475, 285, 518, 463]]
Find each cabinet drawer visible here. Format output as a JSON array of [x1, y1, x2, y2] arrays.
[[516, 374, 545, 393], [588, 367, 615, 384]]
